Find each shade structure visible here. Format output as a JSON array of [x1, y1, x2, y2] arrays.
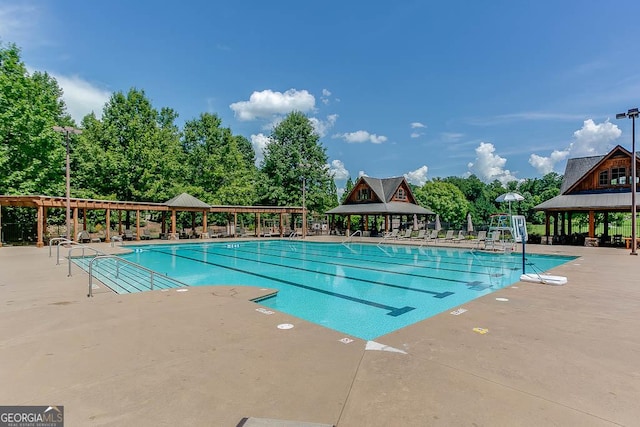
[[467, 212, 473, 233], [496, 192, 525, 217], [434, 214, 442, 231]]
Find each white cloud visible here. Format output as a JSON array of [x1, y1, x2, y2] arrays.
[[467, 142, 519, 184], [570, 119, 621, 157], [441, 132, 464, 142], [404, 165, 428, 186], [250, 133, 271, 166], [410, 132, 422, 139], [0, 3, 41, 48], [358, 170, 367, 177], [309, 114, 338, 137], [528, 119, 621, 174], [411, 122, 426, 129], [328, 159, 349, 180], [52, 73, 110, 123], [334, 130, 387, 144], [529, 150, 570, 175], [229, 89, 315, 121], [321, 88, 332, 105]]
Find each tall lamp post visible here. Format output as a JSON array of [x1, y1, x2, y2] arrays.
[[616, 108, 639, 256], [53, 126, 82, 242]]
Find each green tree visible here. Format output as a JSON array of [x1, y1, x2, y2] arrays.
[[257, 111, 335, 213], [181, 113, 257, 205], [342, 176, 354, 203], [0, 43, 72, 196], [414, 180, 469, 227], [73, 88, 184, 203]]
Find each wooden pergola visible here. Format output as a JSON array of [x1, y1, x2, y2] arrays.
[[0, 195, 304, 248]]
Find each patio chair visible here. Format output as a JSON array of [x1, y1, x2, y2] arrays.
[[383, 229, 399, 239], [484, 230, 501, 250], [439, 229, 454, 243], [77, 230, 91, 243], [452, 230, 465, 243], [123, 229, 134, 241], [141, 229, 152, 240], [411, 229, 426, 240], [474, 230, 487, 248], [397, 229, 413, 239], [421, 229, 438, 246]]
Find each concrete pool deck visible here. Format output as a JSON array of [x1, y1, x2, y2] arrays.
[[0, 238, 638, 426]]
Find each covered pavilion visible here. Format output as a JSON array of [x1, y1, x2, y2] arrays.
[[0, 193, 303, 248], [326, 176, 435, 236]]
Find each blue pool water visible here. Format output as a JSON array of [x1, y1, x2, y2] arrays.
[[120, 241, 575, 340]]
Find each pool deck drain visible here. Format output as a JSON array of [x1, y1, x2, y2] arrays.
[[1, 238, 639, 426]]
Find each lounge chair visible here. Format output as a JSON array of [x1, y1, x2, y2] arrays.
[[411, 230, 426, 240], [421, 229, 438, 246], [77, 230, 91, 243], [452, 230, 465, 243], [383, 229, 399, 239], [397, 229, 412, 239], [439, 230, 454, 243], [484, 230, 501, 250], [141, 229, 152, 240], [123, 229, 134, 241], [474, 230, 487, 248]]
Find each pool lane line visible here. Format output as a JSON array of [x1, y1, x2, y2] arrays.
[[194, 244, 489, 287], [233, 242, 505, 279], [172, 245, 458, 298], [145, 248, 416, 317], [266, 240, 522, 272]]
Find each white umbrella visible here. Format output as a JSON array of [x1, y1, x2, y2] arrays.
[[495, 192, 525, 217], [467, 212, 474, 233], [434, 214, 442, 231]]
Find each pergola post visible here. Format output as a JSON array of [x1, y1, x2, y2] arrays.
[[279, 212, 284, 237], [73, 207, 79, 241], [106, 208, 111, 243], [136, 209, 141, 240], [203, 211, 208, 236], [37, 203, 44, 248], [567, 211, 573, 235], [256, 213, 261, 237], [171, 209, 177, 239], [588, 210, 595, 238]]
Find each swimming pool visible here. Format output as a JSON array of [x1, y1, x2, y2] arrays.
[[120, 240, 575, 340]]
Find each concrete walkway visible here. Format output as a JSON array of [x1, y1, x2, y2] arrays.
[[0, 240, 639, 426]]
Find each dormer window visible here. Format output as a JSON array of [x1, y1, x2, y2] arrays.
[[396, 188, 407, 200], [611, 167, 626, 185], [357, 188, 371, 201], [599, 170, 608, 186]]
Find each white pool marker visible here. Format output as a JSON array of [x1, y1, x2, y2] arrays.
[[256, 307, 274, 315], [496, 297, 509, 302], [176, 289, 188, 292], [365, 341, 407, 354], [450, 308, 467, 316], [339, 338, 354, 344], [277, 323, 294, 330]]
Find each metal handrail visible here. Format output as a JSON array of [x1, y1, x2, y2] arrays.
[[68, 245, 105, 277], [87, 255, 189, 297], [49, 237, 73, 258], [342, 230, 362, 244], [53, 239, 84, 265]]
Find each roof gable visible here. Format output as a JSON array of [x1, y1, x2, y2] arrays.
[[164, 193, 211, 208], [563, 145, 633, 194], [343, 176, 417, 205]]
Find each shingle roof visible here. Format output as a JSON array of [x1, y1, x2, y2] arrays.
[[164, 193, 211, 208], [560, 155, 604, 194], [326, 202, 434, 215], [534, 193, 637, 211]]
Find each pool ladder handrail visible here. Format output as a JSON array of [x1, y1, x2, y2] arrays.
[[342, 230, 362, 244], [67, 245, 106, 277], [50, 238, 87, 264], [87, 254, 189, 297]]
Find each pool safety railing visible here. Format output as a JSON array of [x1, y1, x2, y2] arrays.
[[87, 255, 189, 297], [342, 230, 362, 244], [67, 245, 104, 276], [50, 238, 86, 264]]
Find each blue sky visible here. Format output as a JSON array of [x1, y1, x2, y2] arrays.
[[2, 1, 640, 191]]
